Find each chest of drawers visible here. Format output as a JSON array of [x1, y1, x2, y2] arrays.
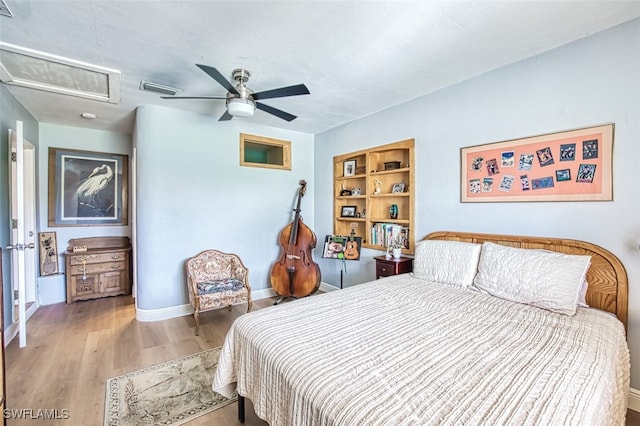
[[64, 237, 131, 304]]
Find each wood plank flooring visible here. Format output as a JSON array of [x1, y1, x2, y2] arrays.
[[5, 295, 269, 425], [5, 295, 640, 425]]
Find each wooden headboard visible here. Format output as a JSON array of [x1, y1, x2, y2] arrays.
[[424, 231, 628, 330]]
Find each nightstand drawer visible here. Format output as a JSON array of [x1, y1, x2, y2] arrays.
[[374, 256, 413, 279]]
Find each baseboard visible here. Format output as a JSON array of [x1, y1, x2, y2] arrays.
[[629, 387, 640, 413], [135, 303, 194, 322], [320, 282, 340, 292], [135, 287, 279, 322]]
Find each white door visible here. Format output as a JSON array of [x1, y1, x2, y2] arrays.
[[7, 121, 37, 347]]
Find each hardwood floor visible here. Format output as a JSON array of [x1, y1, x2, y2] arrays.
[[5, 295, 269, 425], [5, 295, 640, 425]]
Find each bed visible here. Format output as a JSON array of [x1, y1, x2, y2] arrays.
[[213, 231, 630, 425]]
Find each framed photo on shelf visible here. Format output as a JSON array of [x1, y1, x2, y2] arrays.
[[391, 183, 405, 193], [48, 147, 129, 226], [343, 159, 356, 177], [340, 205, 357, 217]]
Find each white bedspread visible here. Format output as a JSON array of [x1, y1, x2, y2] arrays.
[[213, 275, 630, 426]]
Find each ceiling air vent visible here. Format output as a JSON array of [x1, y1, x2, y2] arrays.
[[0, 42, 121, 103], [0, 0, 13, 17]]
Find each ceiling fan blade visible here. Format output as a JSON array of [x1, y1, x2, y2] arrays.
[[218, 110, 234, 121], [196, 64, 239, 95], [256, 102, 297, 122], [161, 96, 227, 100], [253, 84, 310, 100]]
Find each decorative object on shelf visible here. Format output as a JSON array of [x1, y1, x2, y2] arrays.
[[384, 161, 402, 170], [460, 123, 613, 202], [38, 231, 59, 276], [341, 206, 357, 217], [356, 166, 366, 174], [362, 209, 366, 218], [391, 183, 405, 193], [389, 204, 398, 219], [351, 187, 361, 196], [385, 234, 405, 259], [343, 159, 356, 177], [48, 147, 129, 226], [373, 178, 382, 195]]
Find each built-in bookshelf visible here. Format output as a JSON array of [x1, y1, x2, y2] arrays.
[[333, 139, 415, 255]]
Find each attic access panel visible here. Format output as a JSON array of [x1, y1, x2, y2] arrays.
[[240, 133, 291, 170], [0, 42, 121, 103]]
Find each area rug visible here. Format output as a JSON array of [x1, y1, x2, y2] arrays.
[[104, 347, 236, 425]]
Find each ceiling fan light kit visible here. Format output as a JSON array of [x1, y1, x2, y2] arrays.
[[227, 97, 255, 117], [161, 64, 309, 122]]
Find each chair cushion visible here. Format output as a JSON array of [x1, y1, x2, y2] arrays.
[[197, 278, 245, 295]]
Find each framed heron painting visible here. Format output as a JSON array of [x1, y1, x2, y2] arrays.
[[48, 148, 128, 226]]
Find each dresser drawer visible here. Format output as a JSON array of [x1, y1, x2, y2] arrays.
[[68, 261, 126, 275], [67, 251, 128, 265]]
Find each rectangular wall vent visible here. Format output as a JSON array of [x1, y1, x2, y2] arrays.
[[0, 42, 121, 103]]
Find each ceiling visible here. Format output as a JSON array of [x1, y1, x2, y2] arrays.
[[1, 1, 639, 135]]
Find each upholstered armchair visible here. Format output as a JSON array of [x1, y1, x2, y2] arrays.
[[185, 249, 252, 335]]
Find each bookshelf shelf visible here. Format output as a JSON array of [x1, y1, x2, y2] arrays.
[[333, 139, 415, 255]]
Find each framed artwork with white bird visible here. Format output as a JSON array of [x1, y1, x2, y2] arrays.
[[48, 148, 128, 226]]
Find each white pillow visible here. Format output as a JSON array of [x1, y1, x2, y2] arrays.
[[473, 242, 591, 316], [578, 279, 589, 307], [412, 240, 482, 288]]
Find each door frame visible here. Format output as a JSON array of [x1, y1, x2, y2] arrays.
[[5, 124, 38, 347]]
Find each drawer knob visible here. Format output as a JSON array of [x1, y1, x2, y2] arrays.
[[381, 268, 386, 272], [111, 254, 121, 260]]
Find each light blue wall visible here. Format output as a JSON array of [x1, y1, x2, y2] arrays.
[[134, 105, 315, 311], [0, 85, 39, 329], [36, 124, 132, 304], [314, 18, 640, 388]]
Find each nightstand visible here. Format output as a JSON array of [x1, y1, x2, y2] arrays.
[[374, 255, 413, 279]]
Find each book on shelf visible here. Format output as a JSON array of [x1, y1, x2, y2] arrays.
[[370, 223, 409, 248]]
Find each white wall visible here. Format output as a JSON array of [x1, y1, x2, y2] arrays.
[[134, 105, 315, 313], [314, 19, 640, 387], [36, 124, 132, 304]]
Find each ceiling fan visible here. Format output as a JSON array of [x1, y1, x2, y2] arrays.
[[162, 64, 310, 122]]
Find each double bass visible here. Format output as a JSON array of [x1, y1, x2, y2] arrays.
[[270, 180, 321, 304]]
